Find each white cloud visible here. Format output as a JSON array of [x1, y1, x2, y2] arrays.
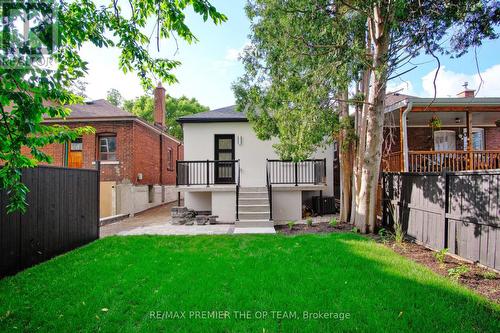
[[387, 80, 415, 96], [225, 48, 241, 61], [422, 64, 500, 97]]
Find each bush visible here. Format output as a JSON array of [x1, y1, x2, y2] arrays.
[[433, 248, 448, 266], [306, 217, 313, 227], [378, 228, 389, 243], [388, 203, 405, 246], [287, 221, 296, 230], [351, 227, 358, 233], [448, 264, 470, 281], [481, 271, 496, 280], [329, 218, 338, 227]]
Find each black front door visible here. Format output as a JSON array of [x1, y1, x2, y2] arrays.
[[214, 134, 235, 184]]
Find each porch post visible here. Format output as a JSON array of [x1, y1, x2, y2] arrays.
[[399, 108, 404, 171], [466, 111, 473, 170]]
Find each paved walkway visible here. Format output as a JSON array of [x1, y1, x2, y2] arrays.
[[100, 202, 175, 237], [100, 202, 235, 237], [101, 203, 336, 237]]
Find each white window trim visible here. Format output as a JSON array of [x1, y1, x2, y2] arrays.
[[92, 161, 120, 165]]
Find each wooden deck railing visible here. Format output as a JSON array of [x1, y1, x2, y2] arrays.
[[381, 152, 401, 172], [382, 150, 500, 172]]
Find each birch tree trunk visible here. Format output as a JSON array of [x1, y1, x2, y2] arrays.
[[353, 5, 391, 233]]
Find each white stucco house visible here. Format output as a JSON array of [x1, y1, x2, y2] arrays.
[[176, 106, 337, 228]]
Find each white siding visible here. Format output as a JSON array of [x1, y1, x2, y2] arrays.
[[183, 122, 334, 193]]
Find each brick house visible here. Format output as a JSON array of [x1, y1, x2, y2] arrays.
[[35, 84, 183, 218], [330, 87, 500, 206], [381, 87, 500, 173]]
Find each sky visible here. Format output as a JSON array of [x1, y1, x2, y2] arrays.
[[81, 1, 500, 109]]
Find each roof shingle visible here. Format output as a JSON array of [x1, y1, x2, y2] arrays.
[[63, 99, 134, 119], [177, 105, 247, 123]]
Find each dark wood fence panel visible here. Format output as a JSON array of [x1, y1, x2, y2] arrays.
[[1, 166, 99, 277], [383, 170, 500, 271]]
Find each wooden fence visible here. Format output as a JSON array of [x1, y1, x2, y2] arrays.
[[1, 165, 99, 277], [382, 170, 500, 271]]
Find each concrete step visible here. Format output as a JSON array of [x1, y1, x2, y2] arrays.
[[239, 198, 269, 205], [238, 204, 269, 212], [233, 227, 276, 234], [239, 192, 268, 199], [235, 219, 274, 228], [238, 212, 270, 220], [240, 187, 267, 193]]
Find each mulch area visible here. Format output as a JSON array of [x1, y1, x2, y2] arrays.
[[384, 239, 499, 303], [275, 222, 353, 235], [276, 223, 499, 303]]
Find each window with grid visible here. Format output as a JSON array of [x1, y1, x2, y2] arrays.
[[99, 136, 117, 161]]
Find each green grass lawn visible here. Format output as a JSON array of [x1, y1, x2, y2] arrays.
[[0, 233, 498, 332]]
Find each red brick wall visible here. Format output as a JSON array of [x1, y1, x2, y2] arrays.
[[383, 127, 468, 152], [132, 122, 180, 186], [17, 120, 182, 186], [485, 127, 500, 150]]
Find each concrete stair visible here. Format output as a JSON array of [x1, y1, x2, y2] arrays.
[[236, 187, 274, 228]]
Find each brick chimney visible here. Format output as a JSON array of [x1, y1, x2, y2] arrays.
[[154, 82, 166, 129], [457, 82, 475, 98]]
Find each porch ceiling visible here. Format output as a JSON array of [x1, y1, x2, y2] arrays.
[[385, 110, 500, 127]]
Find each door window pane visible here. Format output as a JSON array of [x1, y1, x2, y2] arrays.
[[434, 130, 456, 151], [218, 138, 233, 150], [70, 138, 82, 151], [218, 152, 233, 160], [472, 128, 484, 150]]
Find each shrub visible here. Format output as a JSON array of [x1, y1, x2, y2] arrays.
[[434, 248, 448, 266], [306, 217, 313, 227], [329, 218, 338, 227], [448, 264, 470, 280], [351, 227, 358, 233], [378, 228, 389, 243], [388, 202, 405, 246], [481, 271, 497, 280], [287, 221, 296, 230]]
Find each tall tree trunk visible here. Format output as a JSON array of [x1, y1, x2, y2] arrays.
[[350, 36, 371, 226], [353, 6, 391, 233], [338, 90, 353, 222]]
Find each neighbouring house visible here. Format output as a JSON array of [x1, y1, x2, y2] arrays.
[[28, 84, 183, 218], [175, 106, 337, 227], [380, 86, 500, 173]]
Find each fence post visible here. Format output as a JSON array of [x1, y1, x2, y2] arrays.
[[95, 160, 101, 239], [382, 172, 386, 227], [444, 171, 449, 249], [206, 160, 210, 187], [319, 190, 323, 216], [294, 162, 298, 186], [175, 160, 179, 186]]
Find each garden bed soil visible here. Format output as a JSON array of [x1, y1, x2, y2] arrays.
[[382, 239, 499, 303], [275, 222, 353, 235]]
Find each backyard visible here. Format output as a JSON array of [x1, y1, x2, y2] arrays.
[[0, 233, 498, 332]]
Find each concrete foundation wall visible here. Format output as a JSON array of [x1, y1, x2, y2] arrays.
[[185, 192, 212, 212], [272, 191, 302, 222], [114, 183, 178, 217], [212, 191, 236, 222]]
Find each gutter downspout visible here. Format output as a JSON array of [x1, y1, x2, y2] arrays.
[[401, 102, 413, 172]]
